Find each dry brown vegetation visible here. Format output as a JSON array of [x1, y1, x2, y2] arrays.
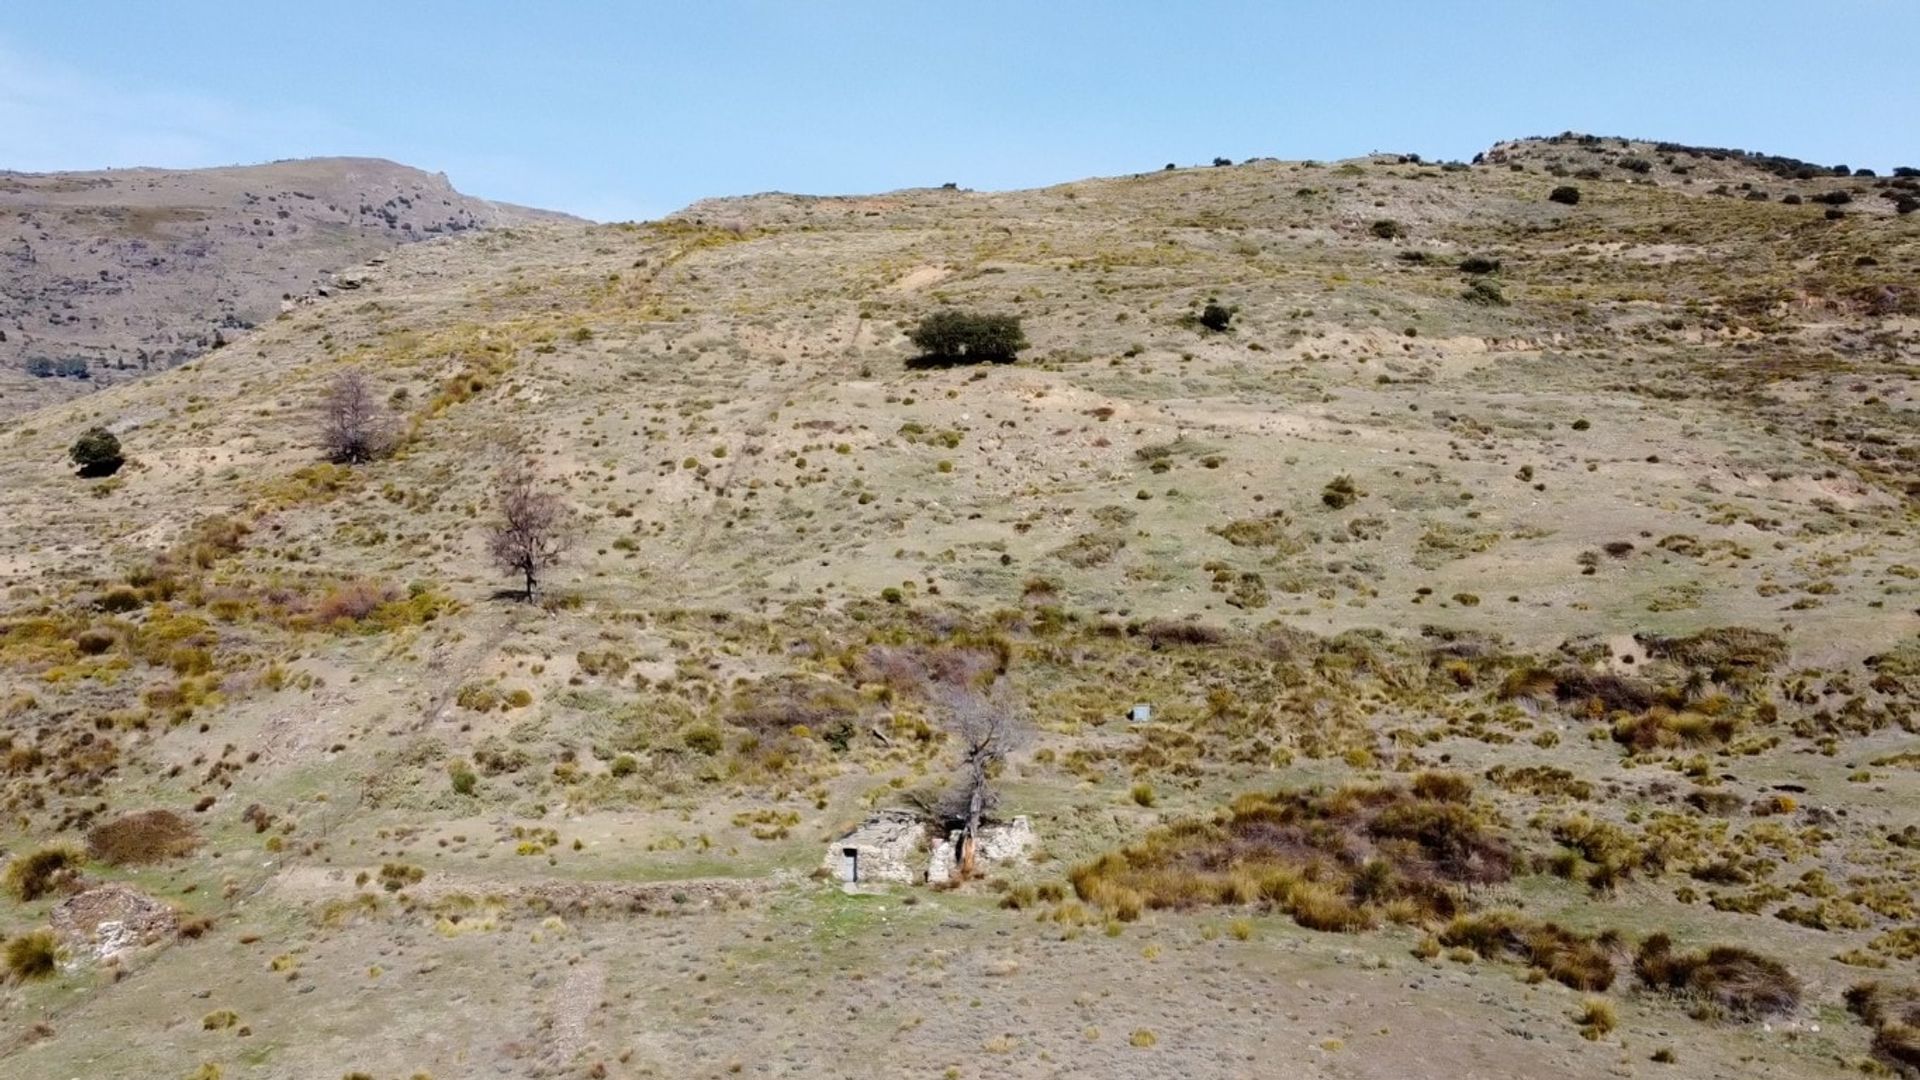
[[1847, 981, 1920, 1076], [2, 845, 84, 902], [85, 809, 200, 866], [1069, 775, 1511, 928], [1634, 934, 1803, 1019], [0, 134, 1913, 1078]]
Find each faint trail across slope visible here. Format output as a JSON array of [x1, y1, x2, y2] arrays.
[[664, 305, 871, 583]]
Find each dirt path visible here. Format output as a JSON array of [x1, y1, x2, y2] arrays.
[[548, 958, 606, 1067], [268, 864, 771, 913], [416, 608, 520, 730]]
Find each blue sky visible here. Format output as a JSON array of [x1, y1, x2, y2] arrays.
[[3, 1, 1915, 221]]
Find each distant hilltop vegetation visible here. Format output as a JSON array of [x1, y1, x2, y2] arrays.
[[0, 157, 572, 418]]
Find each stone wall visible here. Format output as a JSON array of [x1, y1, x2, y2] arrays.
[[822, 811, 928, 884], [925, 816, 1038, 884], [828, 813, 1041, 885]]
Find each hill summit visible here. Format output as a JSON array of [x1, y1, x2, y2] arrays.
[[1, 157, 570, 417]]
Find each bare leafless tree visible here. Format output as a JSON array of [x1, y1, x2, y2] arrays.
[[318, 367, 394, 463], [930, 679, 1027, 876], [486, 460, 572, 601]]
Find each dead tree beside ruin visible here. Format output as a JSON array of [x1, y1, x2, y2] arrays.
[[932, 680, 1026, 876]]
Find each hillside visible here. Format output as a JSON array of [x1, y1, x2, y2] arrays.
[[0, 135, 1916, 1079], [0, 157, 572, 418]]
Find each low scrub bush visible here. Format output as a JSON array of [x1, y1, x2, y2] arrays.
[[86, 810, 199, 866], [1634, 934, 1801, 1019], [1575, 996, 1618, 1039], [1068, 779, 1512, 932], [69, 427, 125, 478], [1548, 185, 1582, 205], [1462, 279, 1508, 306], [1321, 475, 1360, 509], [1846, 981, 1920, 1076], [1635, 627, 1786, 673], [1550, 813, 1652, 891], [4, 929, 60, 982], [1439, 911, 1617, 990], [3, 845, 84, 901], [1209, 514, 1303, 550], [1610, 707, 1743, 753], [727, 674, 863, 739], [313, 580, 398, 624], [1198, 303, 1233, 332], [1132, 619, 1226, 648]]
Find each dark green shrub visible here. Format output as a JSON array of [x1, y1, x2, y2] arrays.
[[1322, 475, 1359, 509], [69, 426, 124, 478], [1198, 303, 1233, 332], [448, 760, 478, 796], [683, 726, 724, 755], [1462, 279, 1508, 306], [1458, 256, 1501, 275], [1370, 219, 1405, 239], [907, 311, 1026, 364], [1548, 186, 1582, 206]]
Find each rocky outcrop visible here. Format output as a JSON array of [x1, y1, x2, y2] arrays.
[[50, 884, 177, 963], [0, 158, 574, 418]]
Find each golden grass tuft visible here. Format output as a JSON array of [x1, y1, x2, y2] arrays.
[[1439, 911, 1616, 991], [1575, 997, 1617, 1040], [4, 929, 60, 981], [3, 844, 85, 902]]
